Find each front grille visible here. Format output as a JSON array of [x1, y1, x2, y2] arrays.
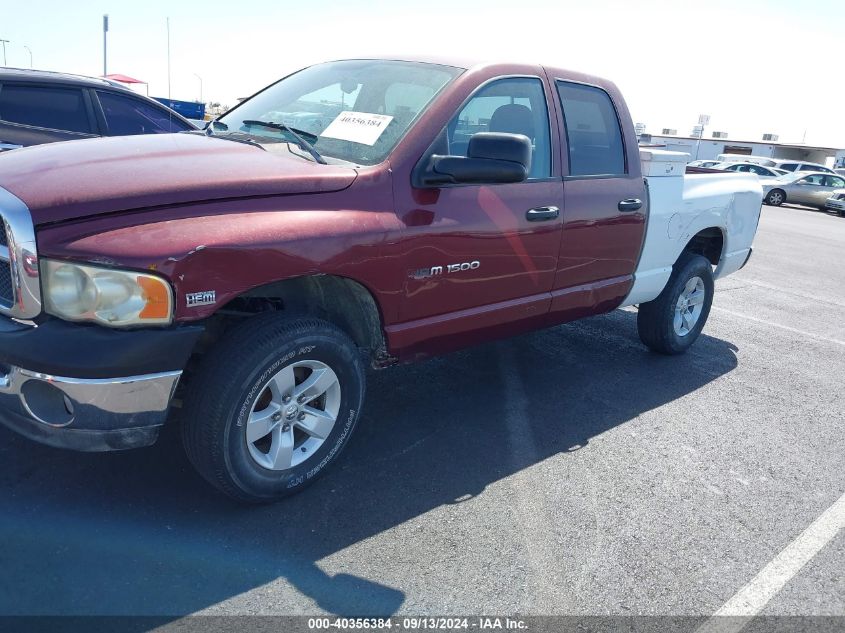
[[0, 263, 11, 307], [0, 188, 39, 319], [0, 222, 11, 307]]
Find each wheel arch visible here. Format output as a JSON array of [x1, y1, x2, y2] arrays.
[[680, 226, 725, 266], [201, 274, 392, 367]]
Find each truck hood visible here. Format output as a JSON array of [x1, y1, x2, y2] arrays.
[[0, 133, 358, 225]]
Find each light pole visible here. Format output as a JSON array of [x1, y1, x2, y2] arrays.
[[694, 114, 710, 160], [23, 45, 32, 68], [103, 15, 109, 76], [0, 40, 8, 66], [194, 73, 203, 104], [166, 17, 171, 102]]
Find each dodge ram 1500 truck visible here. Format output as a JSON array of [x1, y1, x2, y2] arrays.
[[0, 57, 762, 502]]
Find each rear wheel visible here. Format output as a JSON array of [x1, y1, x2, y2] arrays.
[[181, 315, 365, 503], [765, 189, 785, 206], [637, 253, 715, 355]]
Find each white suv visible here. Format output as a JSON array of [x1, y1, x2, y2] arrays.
[[771, 159, 834, 174]]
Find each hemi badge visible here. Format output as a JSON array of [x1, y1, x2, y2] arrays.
[[186, 290, 216, 307]]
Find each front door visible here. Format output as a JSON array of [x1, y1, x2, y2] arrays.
[[388, 76, 563, 352], [549, 78, 647, 319], [791, 173, 834, 206]]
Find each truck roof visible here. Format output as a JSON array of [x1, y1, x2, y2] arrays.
[[330, 55, 612, 88]]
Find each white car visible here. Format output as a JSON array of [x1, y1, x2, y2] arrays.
[[824, 189, 845, 217], [688, 159, 722, 168], [709, 162, 785, 179]]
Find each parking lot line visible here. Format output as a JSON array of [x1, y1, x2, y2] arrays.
[[712, 306, 845, 348], [737, 279, 845, 309], [696, 491, 845, 633]]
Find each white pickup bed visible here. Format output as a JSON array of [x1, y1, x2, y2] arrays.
[[622, 149, 763, 307]]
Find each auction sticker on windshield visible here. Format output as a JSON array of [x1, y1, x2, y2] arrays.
[[321, 111, 394, 146]]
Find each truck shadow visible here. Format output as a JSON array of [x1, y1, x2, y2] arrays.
[[0, 309, 738, 617]]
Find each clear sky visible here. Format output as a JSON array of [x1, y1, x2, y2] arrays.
[[3, 0, 844, 147]]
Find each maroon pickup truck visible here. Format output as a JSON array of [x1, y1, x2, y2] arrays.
[[0, 57, 761, 502]]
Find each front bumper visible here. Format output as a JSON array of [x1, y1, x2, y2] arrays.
[[0, 317, 203, 451], [0, 366, 181, 451], [825, 198, 845, 211]]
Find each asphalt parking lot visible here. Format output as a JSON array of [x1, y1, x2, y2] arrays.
[[0, 203, 842, 624]]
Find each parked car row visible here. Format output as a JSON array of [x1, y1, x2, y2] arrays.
[[0, 68, 195, 151], [705, 162, 787, 178], [715, 154, 835, 174], [689, 155, 844, 215]]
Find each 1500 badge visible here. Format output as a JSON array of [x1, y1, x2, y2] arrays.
[[410, 260, 480, 280]]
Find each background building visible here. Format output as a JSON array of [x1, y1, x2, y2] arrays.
[[639, 132, 845, 167]]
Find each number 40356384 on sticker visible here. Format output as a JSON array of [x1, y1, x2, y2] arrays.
[[320, 111, 394, 146]]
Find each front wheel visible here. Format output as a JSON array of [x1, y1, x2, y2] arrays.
[[181, 315, 365, 503], [765, 189, 785, 206], [637, 253, 715, 355]]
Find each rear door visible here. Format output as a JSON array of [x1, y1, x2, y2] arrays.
[[548, 78, 646, 318], [0, 82, 98, 146]]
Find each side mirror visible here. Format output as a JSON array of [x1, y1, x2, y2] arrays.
[[417, 132, 531, 187]]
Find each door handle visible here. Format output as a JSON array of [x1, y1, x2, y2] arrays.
[[618, 198, 643, 212], [526, 206, 560, 222]]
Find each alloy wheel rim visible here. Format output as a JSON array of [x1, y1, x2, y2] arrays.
[[770, 192, 783, 204], [246, 359, 341, 471], [673, 276, 706, 337]]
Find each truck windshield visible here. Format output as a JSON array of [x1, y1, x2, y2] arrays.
[[216, 60, 461, 166]]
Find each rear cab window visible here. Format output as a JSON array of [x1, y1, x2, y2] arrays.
[[0, 83, 93, 133], [556, 81, 625, 177]]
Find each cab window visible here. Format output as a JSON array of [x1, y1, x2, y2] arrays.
[[556, 81, 625, 177], [447, 77, 551, 179], [825, 176, 845, 188]]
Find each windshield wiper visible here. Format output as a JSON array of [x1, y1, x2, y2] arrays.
[[241, 120, 326, 165]]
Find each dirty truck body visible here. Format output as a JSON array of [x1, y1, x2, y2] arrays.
[[0, 58, 762, 501]]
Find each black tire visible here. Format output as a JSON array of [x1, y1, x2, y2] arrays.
[[765, 189, 785, 206], [838, 209, 845, 218], [637, 252, 715, 355], [181, 314, 365, 503]]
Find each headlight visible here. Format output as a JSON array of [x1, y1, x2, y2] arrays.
[[41, 259, 173, 327]]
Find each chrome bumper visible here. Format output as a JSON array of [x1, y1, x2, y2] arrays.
[[0, 365, 181, 451]]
